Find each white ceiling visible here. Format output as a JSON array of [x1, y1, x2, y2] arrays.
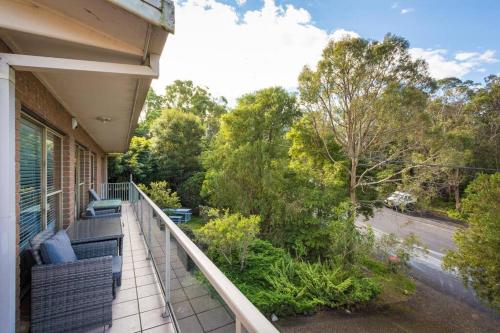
[[0, 0, 170, 152]]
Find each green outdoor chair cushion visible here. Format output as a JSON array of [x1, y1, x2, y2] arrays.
[[90, 199, 122, 210]]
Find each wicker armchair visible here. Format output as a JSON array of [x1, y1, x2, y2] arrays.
[[31, 240, 117, 333]]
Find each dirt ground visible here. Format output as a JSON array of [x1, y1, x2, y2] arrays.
[[276, 280, 500, 333]]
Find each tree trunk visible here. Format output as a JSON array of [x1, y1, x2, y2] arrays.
[[349, 158, 357, 205], [454, 169, 461, 211], [454, 185, 461, 211]]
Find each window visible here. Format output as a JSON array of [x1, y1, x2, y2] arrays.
[[19, 115, 62, 249]]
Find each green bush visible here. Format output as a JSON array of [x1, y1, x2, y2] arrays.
[[199, 206, 225, 222], [211, 239, 380, 316], [195, 212, 260, 270], [139, 181, 181, 209]]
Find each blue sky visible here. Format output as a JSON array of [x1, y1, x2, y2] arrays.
[[153, 0, 499, 101]]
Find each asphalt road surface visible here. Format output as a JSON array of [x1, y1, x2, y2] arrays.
[[357, 207, 458, 256], [357, 208, 499, 314]]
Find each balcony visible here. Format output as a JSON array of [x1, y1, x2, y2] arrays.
[[93, 182, 277, 333]]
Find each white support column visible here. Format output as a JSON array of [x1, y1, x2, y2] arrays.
[[0, 61, 16, 333]]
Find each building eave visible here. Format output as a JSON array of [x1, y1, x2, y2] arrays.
[[106, 0, 175, 33]]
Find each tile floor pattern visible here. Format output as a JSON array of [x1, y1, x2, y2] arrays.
[[84, 203, 236, 333]]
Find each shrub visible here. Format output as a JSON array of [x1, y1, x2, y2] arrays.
[[140, 181, 181, 209], [210, 239, 380, 316], [263, 257, 380, 314], [199, 206, 226, 222], [195, 212, 260, 270]]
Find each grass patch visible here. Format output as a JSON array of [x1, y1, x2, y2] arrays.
[[184, 216, 205, 230], [362, 258, 415, 305], [177, 216, 206, 241]]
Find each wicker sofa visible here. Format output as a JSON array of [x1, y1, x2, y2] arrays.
[[30, 231, 119, 333]]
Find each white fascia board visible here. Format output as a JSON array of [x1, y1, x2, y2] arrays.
[[0, 53, 159, 78], [107, 0, 175, 33], [0, 0, 143, 56]]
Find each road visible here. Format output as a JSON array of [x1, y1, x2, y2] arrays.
[[357, 208, 498, 314], [357, 207, 458, 256]]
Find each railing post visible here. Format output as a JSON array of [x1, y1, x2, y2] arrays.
[[236, 318, 242, 333], [146, 205, 152, 260], [129, 175, 132, 201], [162, 228, 171, 318], [139, 194, 143, 235]]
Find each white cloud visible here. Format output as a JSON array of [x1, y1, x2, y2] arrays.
[[410, 48, 498, 79], [235, 0, 246, 6], [478, 50, 498, 63], [152, 0, 357, 103], [455, 52, 478, 61], [400, 8, 414, 14], [391, 2, 399, 9]]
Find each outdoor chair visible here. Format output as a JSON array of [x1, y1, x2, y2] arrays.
[[89, 189, 122, 214], [29, 228, 122, 333]]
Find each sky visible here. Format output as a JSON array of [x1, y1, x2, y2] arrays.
[[152, 0, 500, 103]]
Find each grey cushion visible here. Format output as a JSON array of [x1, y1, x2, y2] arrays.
[[29, 225, 56, 265], [40, 230, 77, 264], [112, 256, 122, 277]]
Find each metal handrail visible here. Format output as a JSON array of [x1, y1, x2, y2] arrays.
[[130, 181, 278, 333]]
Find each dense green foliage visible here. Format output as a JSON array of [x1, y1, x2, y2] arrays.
[[152, 109, 204, 189], [108, 137, 156, 183], [112, 81, 227, 207], [202, 87, 300, 233], [109, 35, 499, 314], [443, 173, 500, 310]]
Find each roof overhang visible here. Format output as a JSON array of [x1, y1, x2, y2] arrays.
[[0, 0, 174, 152]]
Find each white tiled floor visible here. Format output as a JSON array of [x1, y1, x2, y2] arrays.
[[85, 202, 237, 333], [85, 204, 176, 333]]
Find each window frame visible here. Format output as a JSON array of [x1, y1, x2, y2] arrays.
[[20, 113, 63, 245]]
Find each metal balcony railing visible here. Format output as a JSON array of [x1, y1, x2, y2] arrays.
[[102, 182, 278, 333], [99, 182, 129, 201]]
